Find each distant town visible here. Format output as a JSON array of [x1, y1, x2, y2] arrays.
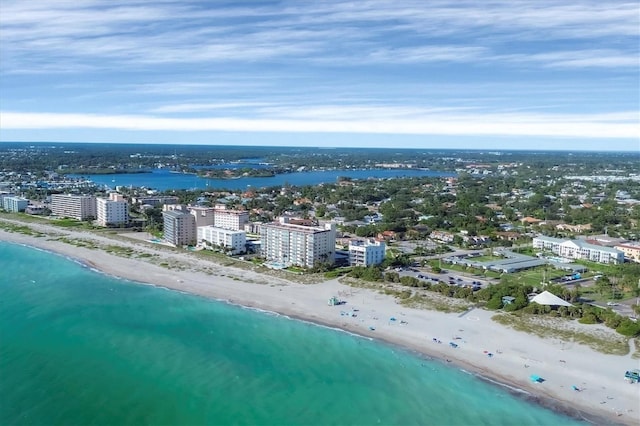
[[2, 142, 639, 337]]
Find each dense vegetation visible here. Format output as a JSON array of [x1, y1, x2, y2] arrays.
[[341, 265, 640, 337]]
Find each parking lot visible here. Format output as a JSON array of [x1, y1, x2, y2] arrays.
[[398, 268, 489, 291]]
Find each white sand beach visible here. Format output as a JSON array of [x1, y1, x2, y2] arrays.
[[1, 220, 639, 425]]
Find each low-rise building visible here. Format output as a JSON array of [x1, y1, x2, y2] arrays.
[[25, 205, 47, 215], [430, 230, 454, 243], [198, 226, 246, 255], [556, 223, 592, 233], [615, 243, 640, 263], [132, 195, 180, 207], [533, 236, 624, 264], [348, 238, 386, 267]]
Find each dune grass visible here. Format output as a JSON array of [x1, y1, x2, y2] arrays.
[[492, 313, 629, 355]]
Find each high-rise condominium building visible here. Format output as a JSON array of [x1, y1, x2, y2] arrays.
[[260, 217, 336, 268], [96, 193, 129, 227], [50, 194, 97, 220], [189, 206, 216, 227], [163, 210, 196, 246], [213, 209, 249, 231]]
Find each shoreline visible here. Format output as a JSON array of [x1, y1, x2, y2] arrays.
[[1, 222, 638, 425]]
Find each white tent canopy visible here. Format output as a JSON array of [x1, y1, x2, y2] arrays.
[[530, 291, 572, 307]]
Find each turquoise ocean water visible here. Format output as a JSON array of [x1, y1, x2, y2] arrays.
[[0, 242, 582, 425]]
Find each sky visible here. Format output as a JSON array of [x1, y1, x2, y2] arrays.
[[0, 0, 638, 151]]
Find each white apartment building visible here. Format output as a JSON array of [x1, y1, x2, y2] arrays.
[[533, 236, 624, 264], [96, 193, 129, 227], [260, 217, 336, 268], [214, 209, 249, 231], [2, 196, 29, 213], [349, 238, 386, 267], [163, 210, 197, 246], [0, 192, 16, 208], [50, 194, 97, 220], [198, 226, 246, 255]]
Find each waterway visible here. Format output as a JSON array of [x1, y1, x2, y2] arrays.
[[73, 168, 455, 191]]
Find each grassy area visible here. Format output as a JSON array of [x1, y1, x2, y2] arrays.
[[633, 338, 640, 360], [0, 212, 49, 224], [514, 246, 536, 256], [511, 267, 566, 287], [400, 294, 471, 313], [443, 262, 501, 278], [339, 276, 384, 291], [51, 218, 89, 228], [492, 313, 629, 355], [339, 276, 472, 313], [573, 260, 619, 275], [52, 237, 99, 249], [0, 221, 46, 237], [104, 245, 135, 257], [579, 286, 637, 304]]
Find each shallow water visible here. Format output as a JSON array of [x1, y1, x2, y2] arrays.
[[0, 242, 582, 425]]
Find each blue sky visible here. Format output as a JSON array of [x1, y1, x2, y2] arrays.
[[1, 0, 638, 151]]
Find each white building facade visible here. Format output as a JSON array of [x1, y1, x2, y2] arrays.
[[50, 194, 97, 220], [533, 236, 624, 264], [96, 193, 129, 227], [3, 196, 29, 212], [198, 226, 246, 255], [214, 209, 249, 231], [260, 218, 336, 268], [349, 238, 386, 267]]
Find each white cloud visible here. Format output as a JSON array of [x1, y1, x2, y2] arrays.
[[1, 0, 637, 150], [149, 102, 273, 113], [1, 0, 638, 71], [2, 110, 637, 139], [503, 50, 640, 69]]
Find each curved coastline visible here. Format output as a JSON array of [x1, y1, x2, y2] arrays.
[[2, 240, 609, 424], [0, 222, 637, 426]]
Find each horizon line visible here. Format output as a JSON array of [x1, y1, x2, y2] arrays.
[[1, 140, 638, 154]]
